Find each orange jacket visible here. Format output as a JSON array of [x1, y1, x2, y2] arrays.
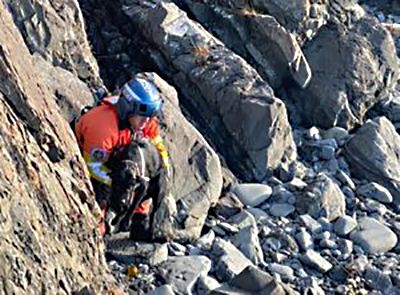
[[75, 97, 169, 186]]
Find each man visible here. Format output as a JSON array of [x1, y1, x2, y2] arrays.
[[74, 73, 170, 238]]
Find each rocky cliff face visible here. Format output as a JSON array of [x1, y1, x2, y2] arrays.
[[0, 1, 116, 294], [2, 0, 400, 294]]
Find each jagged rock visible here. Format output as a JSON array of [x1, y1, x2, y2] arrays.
[[33, 54, 94, 122], [296, 174, 346, 221], [0, 3, 114, 293], [210, 265, 289, 295], [295, 229, 314, 251], [211, 238, 253, 282], [251, 0, 312, 32], [289, 17, 399, 129], [196, 230, 216, 251], [268, 263, 295, 279], [123, 1, 297, 182], [228, 211, 257, 230], [156, 256, 211, 294], [334, 215, 358, 236], [336, 170, 356, 190], [344, 117, 400, 207], [300, 250, 333, 273], [195, 274, 221, 294], [105, 233, 168, 266], [357, 182, 393, 203], [350, 217, 398, 254], [5, 0, 101, 85], [213, 192, 244, 219], [141, 73, 223, 242], [231, 183, 272, 207], [177, 0, 311, 89], [299, 214, 323, 234], [231, 225, 264, 265]]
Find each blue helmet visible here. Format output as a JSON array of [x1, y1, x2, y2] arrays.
[[118, 77, 162, 121]]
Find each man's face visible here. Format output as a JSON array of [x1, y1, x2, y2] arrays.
[[128, 115, 150, 130]]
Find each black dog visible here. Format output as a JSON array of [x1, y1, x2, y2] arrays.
[[106, 139, 164, 240]]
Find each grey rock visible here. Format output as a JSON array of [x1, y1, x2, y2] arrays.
[[228, 211, 257, 230], [286, 177, 308, 191], [106, 234, 168, 266], [179, 0, 311, 90], [214, 193, 244, 219], [271, 185, 294, 203], [157, 256, 211, 294], [336, 170, 356, 191], [334, 215, 358, 236], [263, 238, 283, 252], [271, 252, 289, 264], [231, 183, 272, 207], [231, 225, 264, 265], [210, 265, 288, 295], [5, 0, 101, 84], [289, 18, 399, 129], [295, 230, 314, 251], [350, 217, 398, 254], [337, 239, 353, 256], [195, 275, 221, 294], [196, 230, 216, 251], [296, 174, 346, 221], [344, 117, 400, 206], [269, 203, 295, 217], [124, 1, 297, 182], [216, 223, 240, 235], [381, 96, 400, 123], [146, 285, 175, 295], [33, 54, 94, 122], [246, 208, 269, 223], [300, 250, 333, 273], [319, 145, 335, 160], [318, 217, 333, 232], [145, 73, 223, 242], [319, 239, 337, 249], [342, 186, 355, 199], [0, 7, 114, 291], [212, 238, 253, 281], [364, 266, 393, 294], [357, 182, 393, 203], [299, 214, 323, 234], [268, 263, 295, 278], [321, 127, 349, 143]]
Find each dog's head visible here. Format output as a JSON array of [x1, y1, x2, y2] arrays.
[[110, 159, 141, 213]]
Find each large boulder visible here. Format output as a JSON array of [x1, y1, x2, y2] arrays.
[[0, 3, 114, 293], [344, 117, 400, 207], [288, 17, 399, 129], [142, 73, 223, 242], [5, 0, 101, 86], [123, 1, 297, 182], [176, 0, 311, 89]]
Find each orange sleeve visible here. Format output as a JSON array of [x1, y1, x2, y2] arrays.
[[75, 105, 120, 185]]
